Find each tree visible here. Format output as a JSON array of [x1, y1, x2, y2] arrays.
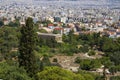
[[36, 66, 85, 80], [8, 20, 20, 27], [80, 59, 93, 70], [101, 38, 119, 52], [80, 59, 101, 70], [18, 17, 38, 77], [79, 45, 89, 53], [0, 27, 19, 59], [0, 20, 4, 27], [110, 51, 120, 65], [100, 57, 113, 80], [39, 29, 48, 33], [41, 54, 51, 67], [53, 29, 59, 34], [68, 30, 75, 43], [0, 62, 32, 80], [109, 66, 117, 75], [54, 17, 61, 22]]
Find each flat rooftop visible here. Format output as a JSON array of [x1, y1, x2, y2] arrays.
[[37, 32, 62, 37]]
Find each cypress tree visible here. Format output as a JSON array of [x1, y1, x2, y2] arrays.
[[19, 17, 38, 76]]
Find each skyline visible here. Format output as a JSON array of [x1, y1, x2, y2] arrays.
[[0, 0, 120, 5]]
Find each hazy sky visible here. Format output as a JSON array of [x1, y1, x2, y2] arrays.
[[0, 0, 120, 6]]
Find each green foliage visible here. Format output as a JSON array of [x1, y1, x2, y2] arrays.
[[59, 43, 79, 55], [109, 66, 117, 75], [63, 30, 78, 44], [38, 37, 58, 48], [95, 76, 105, 80], [8, 20, 20, 27], [53, 58, 58, 62], [0, 27, 19, 57], [78, 32, 120, 53], [53, 29, 59, 34], [37, 28, 120, 68], [46, 38, 58, 48], [19, 17, 39, 77], [100, 57, 113, 68], [109, 65, 120, 75], [68, 30, 75, 43], [80, 59, 101, 70], [0, 20, 4, 27], [38, 38, 47, 47], [0, 53, 4, 61], [88, 50, 96, 56], [75, 57, 81, 63], [82, 74, 94, 80], [77, 70, 96, 80], [41, 55, 51, 67], [110, 76, 120, 80], [73, 74, 85, 80], [78, 33, 98, 47], [0, 62, 32, 80], [109, 51, 120, 65], [54, 17, 61, 22], [79, 45, 89, 53], [80, 59, 93, 70], [41, 20, 52, 26], [36, 66, 85, 80], [101, 38, 120, 52], [38, 29, 48, 33], [62, 34, 69, 42], [36, 46, 50, 54]]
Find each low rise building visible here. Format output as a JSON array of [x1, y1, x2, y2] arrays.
[[37, 32, 62, 43]]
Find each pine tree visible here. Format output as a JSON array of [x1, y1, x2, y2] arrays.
[[19, 17, 38, 77]]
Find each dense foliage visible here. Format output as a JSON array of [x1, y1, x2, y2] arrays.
[[0, 27, 19, 60], [18, 18, 39, 76], [77, 59, 101, 70], [110, 76, 120, 80], [36, 66, 95, 80], [0, 18, 120, 80], [0, 61, 32, 80]]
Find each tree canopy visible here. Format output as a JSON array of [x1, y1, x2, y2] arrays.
[[0, 62, 32, 80], [19, 17, 39, 77], [36, 66, 87, 80]]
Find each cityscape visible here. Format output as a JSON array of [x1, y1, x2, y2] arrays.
[[0, 0, 120, 80]]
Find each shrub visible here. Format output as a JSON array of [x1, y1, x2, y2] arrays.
[[88, 50, 96, 56]]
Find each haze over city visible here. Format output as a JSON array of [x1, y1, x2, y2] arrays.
[[0, 0, 120, 6]]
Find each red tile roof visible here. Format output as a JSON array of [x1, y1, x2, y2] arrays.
[[54, 27, 63, 30], [48, 24, 54, 26]]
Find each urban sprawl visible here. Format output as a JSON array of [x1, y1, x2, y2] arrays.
[[0, 2, 120, 38]]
